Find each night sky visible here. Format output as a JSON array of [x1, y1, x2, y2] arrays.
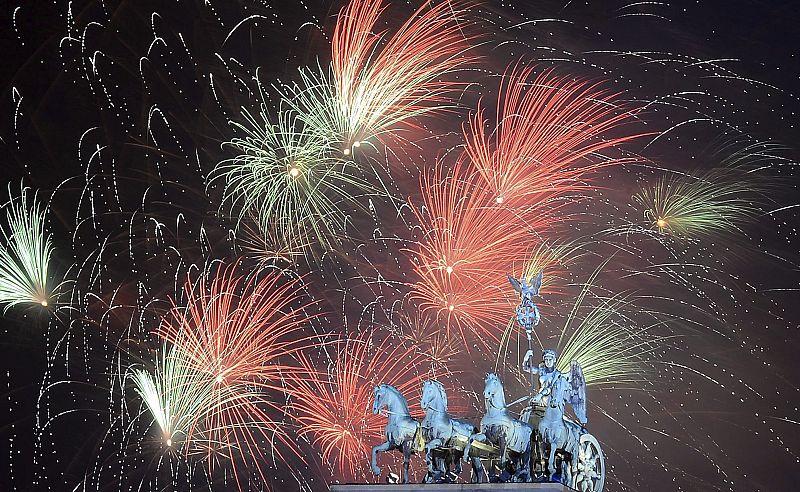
[[2, 1, 800, 491]]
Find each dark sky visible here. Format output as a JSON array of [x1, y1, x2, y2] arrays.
[[1, 1, 800, 491]]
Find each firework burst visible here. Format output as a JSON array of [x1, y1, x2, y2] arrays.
[[633, 167, 765, 238], [214, 108, 376, 255], [130, 344, 217, 451], [393, 309, 463, 368], [556, 290, 665, 387], [404, 163, 530, 350], [0, 184, 59, 312], [154, 262, 320, 482], [409, 163, 530, 283], [463, 64, 646, 217], [286, 334, 430, 481], [284, 0, 478, 153]]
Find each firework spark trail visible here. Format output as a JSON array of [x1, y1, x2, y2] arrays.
[[286, 334, 431, 481], [130, 344, 217, 451], [633, 166, 766, 238], [463, 64, 647, 213], [153, 262, 321, 485], [286, 0, 478, 153], [0, 184, 59, 311]]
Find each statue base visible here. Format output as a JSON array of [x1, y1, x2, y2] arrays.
[[331, 484, 569, 491]]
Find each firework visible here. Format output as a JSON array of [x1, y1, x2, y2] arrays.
[[406, 164, 527, 350], [284, 0, 477, 153], [234, 213, 312, 265], [409, 163, 530, 283], [7, 1, 800, 491], [463, 64, 645, 217], [214, 108, 376, 255], [130, 344, 217, 450], [394, 309, 462, 368], [556, 291, 663, 387], [633, 167, 764, 238], [286, 334, 429, 481], [0, 184, 58, 312], [154, 262, 319, 482]]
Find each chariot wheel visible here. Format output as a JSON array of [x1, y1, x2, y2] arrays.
[[573, 433, 604, 492]]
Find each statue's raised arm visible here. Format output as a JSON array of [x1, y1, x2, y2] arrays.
[[521, 349, 539, 375], [568, 359, 588, 425]]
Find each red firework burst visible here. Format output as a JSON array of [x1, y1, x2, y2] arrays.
[[286, 334, 431, 482], [407, 163, 526, 350], [409, 163, 531, 282], [155, 262, 319, 484], [407, 65, 647, 352], [463, 63, 646, 215]]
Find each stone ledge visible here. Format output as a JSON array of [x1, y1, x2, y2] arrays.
[[330, 484, 569, 491]]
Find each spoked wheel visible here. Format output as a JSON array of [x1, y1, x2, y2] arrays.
[[574, 434, 604, 492]]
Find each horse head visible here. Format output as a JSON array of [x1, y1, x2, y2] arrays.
[[421, 379, 447, 413], [373, 384, 388, 415], [483, 373, 506, 411]]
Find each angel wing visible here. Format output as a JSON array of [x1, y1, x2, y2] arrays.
[[568, 359, 588, 425], [529, 270, 543, 295], [508, 274, 522, 293]]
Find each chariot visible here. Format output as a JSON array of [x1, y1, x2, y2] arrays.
[[370, 273, 605, 490]]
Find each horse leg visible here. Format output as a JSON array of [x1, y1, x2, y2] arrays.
[[567, 442, 579, 488], [471, 456, 486, 483], [402, 441, 411, 484], [371, 440, 392, 477], [425, 438, 443, 473], [549, 443, 557, 482], [517, 442, 532, 483], [532, 430, 543, 479], [462, 433, 485, 463], [499, 433, 509, 480]]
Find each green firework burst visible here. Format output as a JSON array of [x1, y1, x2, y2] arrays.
[[0, 184, 58, 312], [633, 167, 763, 238], [212, 108, 377, 255]]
